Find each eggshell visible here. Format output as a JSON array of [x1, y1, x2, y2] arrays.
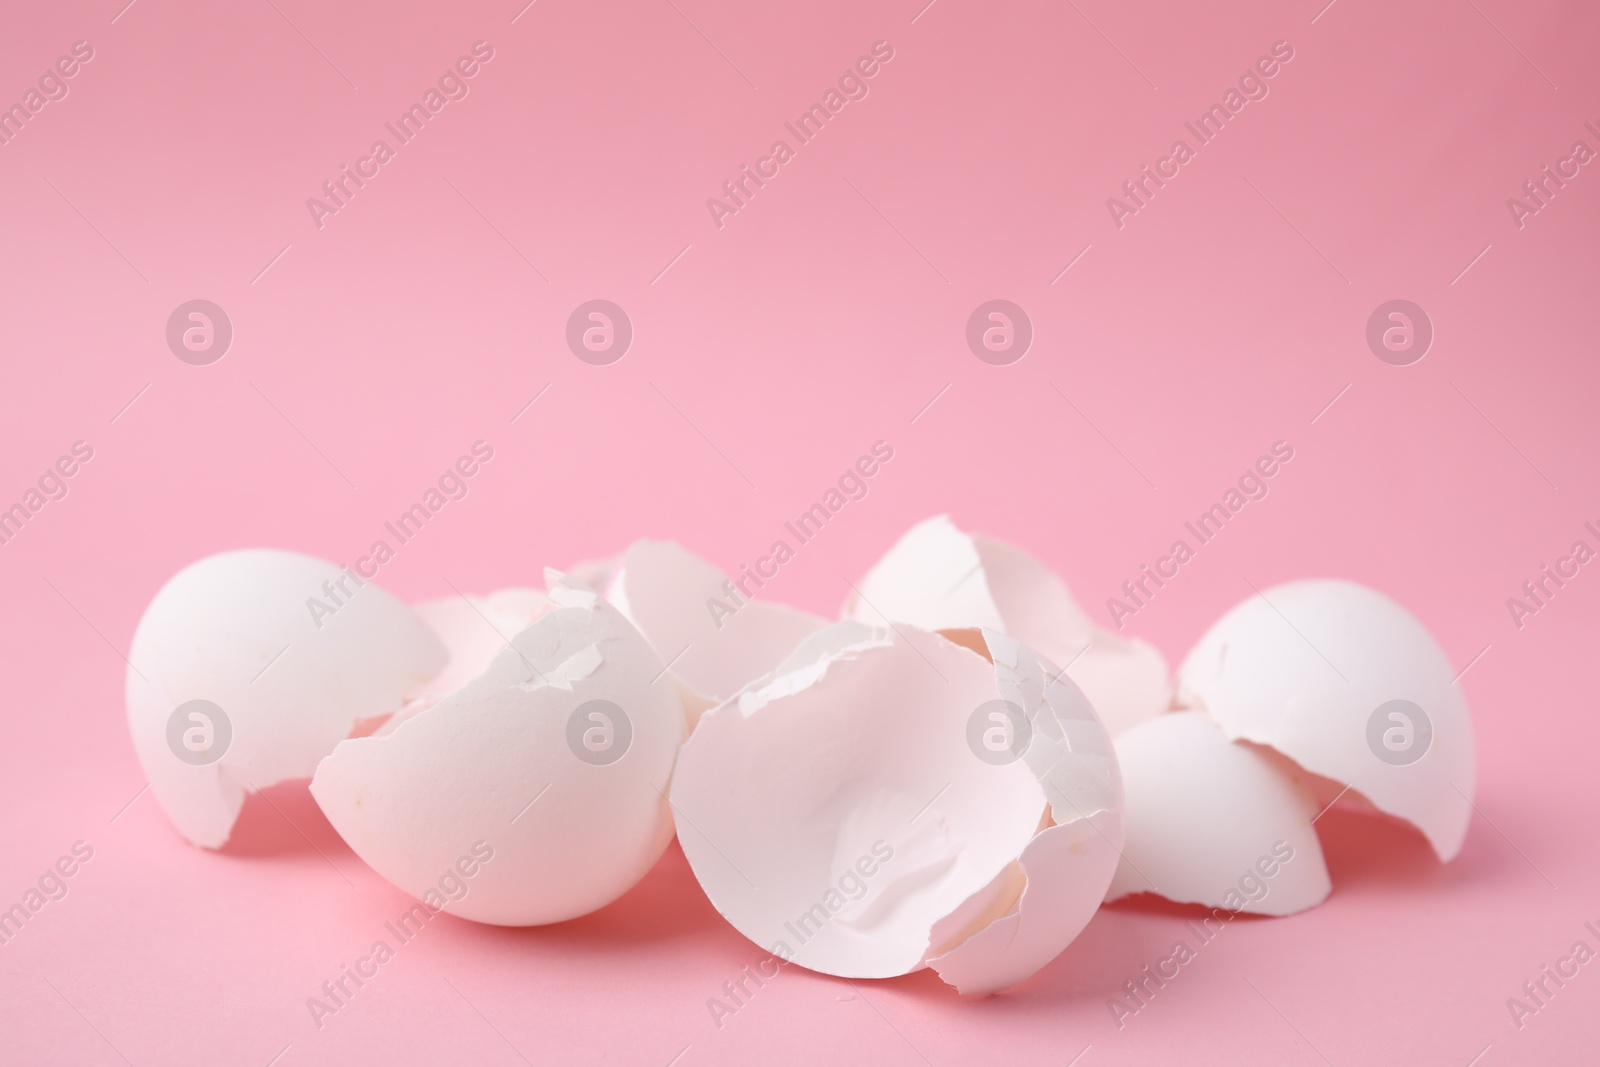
[[310, 574, 686, 925], [1175, 579, 1475, 861], [125, 549, 447, 849], [670, 621, 1121, 993], [843, 516, 1169, 735], [607, 539, 829, 722], [1104, 711, 1330, 916]]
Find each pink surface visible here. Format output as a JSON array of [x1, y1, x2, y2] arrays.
[[1, 0, 1596, 1063]]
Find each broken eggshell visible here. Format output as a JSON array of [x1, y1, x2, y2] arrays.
[[310, 574, 685, 925], [1105, 711, 1331, 916], [1175, 579, 1475, 862], [842, 515, 1170, 736], [670, 620, 1122, 994], [606, 539, 829, 724], [373, 587, 550, 736], [410, 587, 548, 699], [125, 549, 447, 849]]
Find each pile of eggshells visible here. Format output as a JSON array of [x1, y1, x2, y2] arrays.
[[125, 516, 1473, 994]]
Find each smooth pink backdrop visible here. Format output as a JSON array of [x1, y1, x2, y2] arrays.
[[1, 0, 1596, 1063]]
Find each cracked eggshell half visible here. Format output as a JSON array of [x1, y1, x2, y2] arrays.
[[606, 539, 829, 723], [670, 621, 1121, 994], [1105, 711, 1330, 916], [1175, 579, 1475, 862], [310, 576, 685, 925], [125, 549, 447, 849], [842, 515, 1169, 736]]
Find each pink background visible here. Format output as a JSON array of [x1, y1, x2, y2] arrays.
[[1, 0, 1596, 1063]]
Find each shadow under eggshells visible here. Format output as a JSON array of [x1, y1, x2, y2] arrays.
[[213, 778, 346, 860], [1312, 806, 1462, 894], [458, 839, 734, 954]]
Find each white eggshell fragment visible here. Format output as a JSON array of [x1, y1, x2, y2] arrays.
[[926, 631, 1124, 992], [670, 621, 1122, 994], [310, 575, 685, 925], [1175, 579, 1475, 861], [125, 549, 447, 849], [1104, 711, 1330, 916], [843, 516, 1170, 736], [607, 539, 829, 723]]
